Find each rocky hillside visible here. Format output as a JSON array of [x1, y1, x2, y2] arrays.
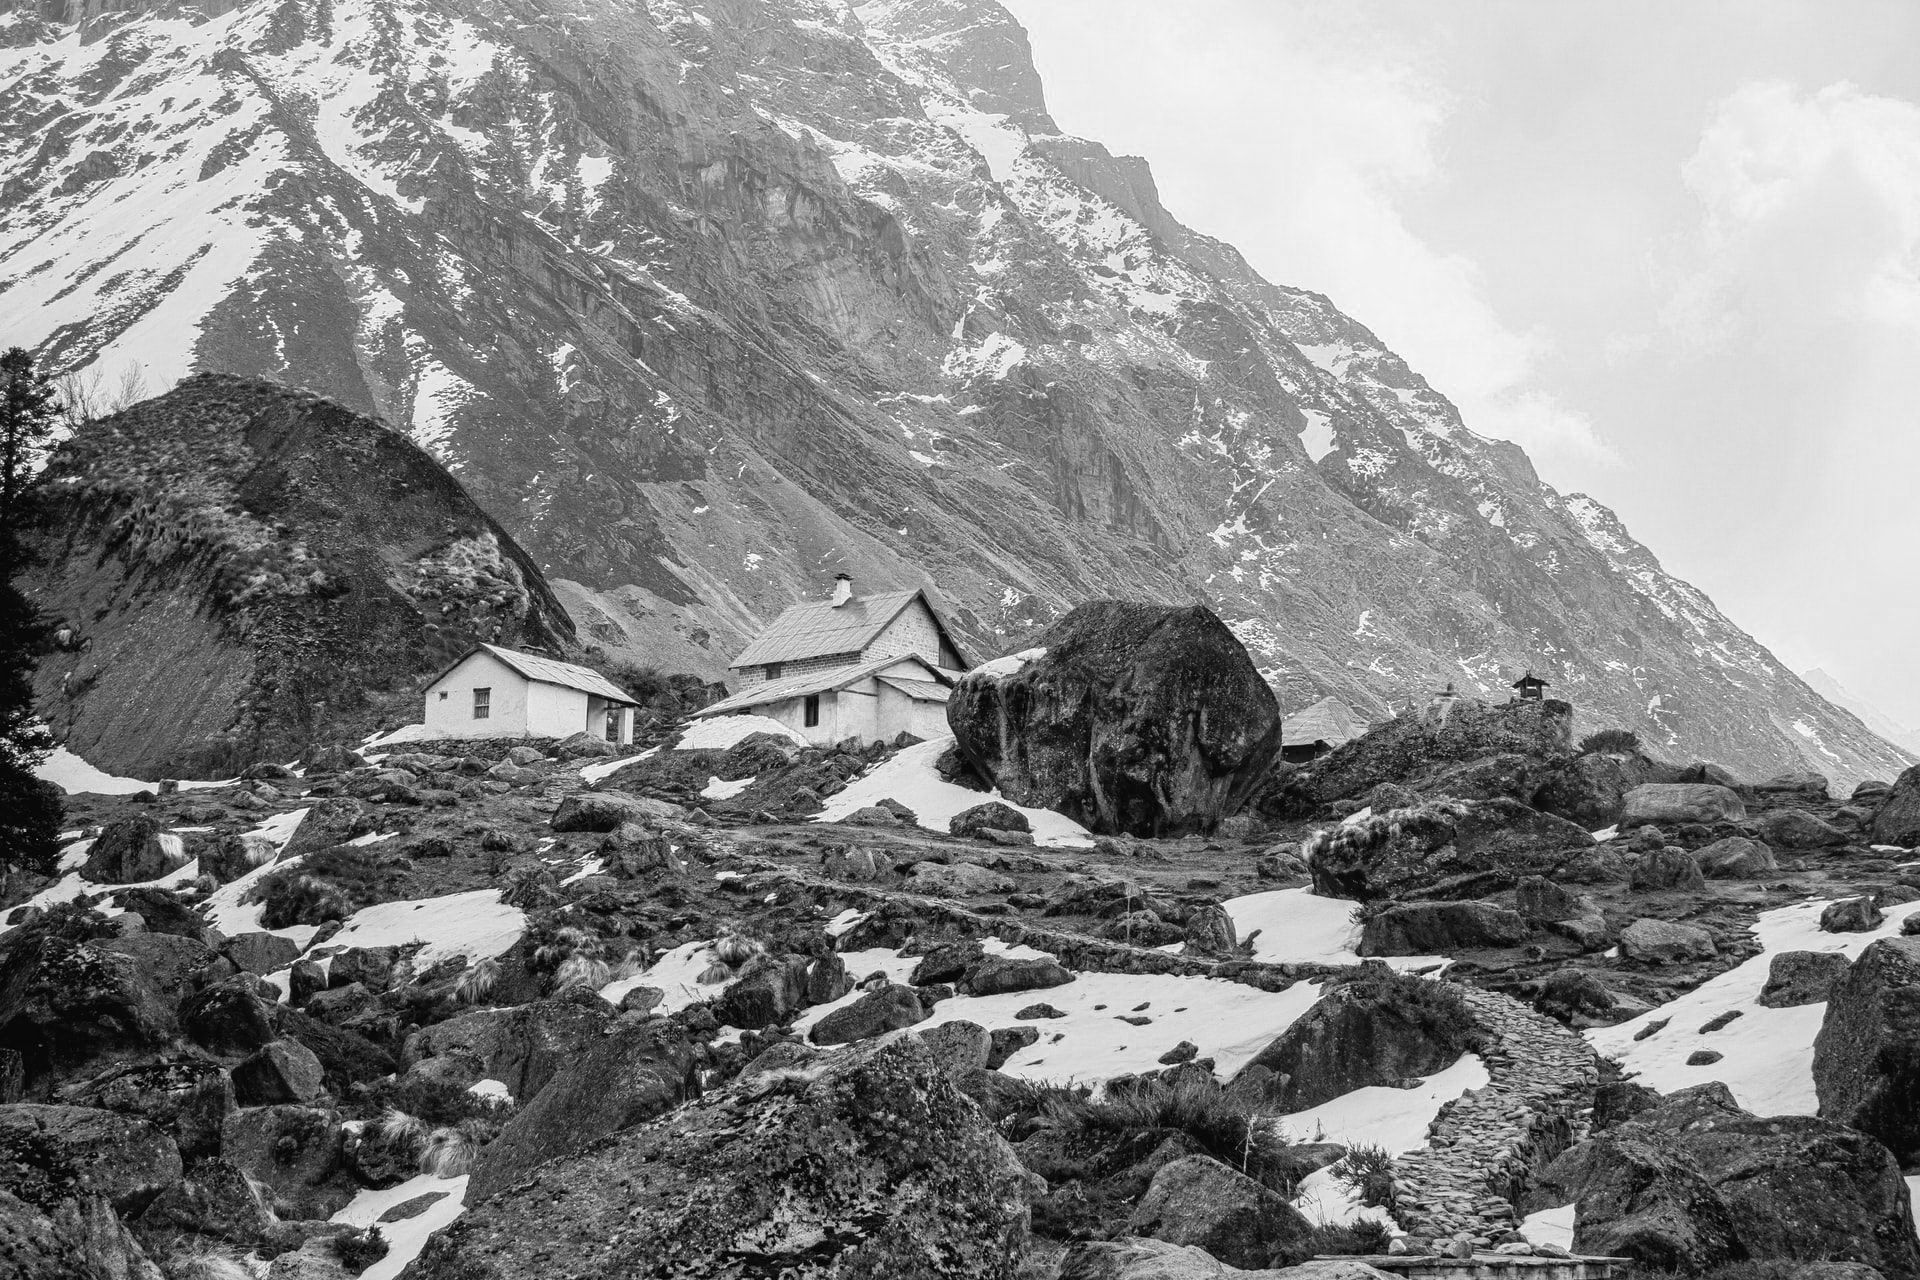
[[0, 0, 1907, 785], [24, 375, 575, 777]]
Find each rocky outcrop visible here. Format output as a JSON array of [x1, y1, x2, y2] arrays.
[[1296, 699, 1574, 807], [1814, 936, 1920, 1164], [948, 603, 1282, 836], [26, 376, 576, 777], [1307, 798, 1592, 901], [410, 1039, 1035, 1279], [1869, 766, 1920, 847], [1532, 751, 1662, 828]]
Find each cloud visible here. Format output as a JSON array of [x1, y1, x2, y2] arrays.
[[1665, 81, 1920, 345]]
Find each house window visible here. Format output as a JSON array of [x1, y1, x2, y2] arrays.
[[803, 694, 820, 727], [473, 688, 491, 719], [438, 691, 448, 700], [766, 663, 783, 680]]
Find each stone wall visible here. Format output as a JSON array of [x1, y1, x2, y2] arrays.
[[1389, 986, 1597, 1241]]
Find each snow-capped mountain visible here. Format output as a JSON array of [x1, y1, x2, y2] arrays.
[[1, 0, 1906, 784], [1802, 668, 1920, 762]]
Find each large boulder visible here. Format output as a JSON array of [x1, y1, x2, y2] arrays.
[[957, 956, 1075, 997], [1357, 901, 1528, 955], [1814, 937, 1920, 1164], [1527, 1124, 1742, 1271], [1695, 837, 1778, 880], [1620, 919, 1717, 964], [0, 935, 171, 1093], [904, 861, 1015, 897], [1869, 765, 1920, 848], [220, 1104, 349, 1219], [0, 1104, 181, 1216], [409, 1039, 1035, 1280], [950, 801, 1031, 839], [1621, 784, 1747, 827], [400, 998, 611, 1100], [1126, 1154, 1312, 1269], [550, 790, 682, 832], [1533, 751, 1662, 828], [64, 1059, 234, 1160], [810, 985, 929, 1046], [466, 1017, 697, 1201], [1760, 951, 1852, 1009], [232, 1039, 326, 1105], [1628, 847, 1705, 892], [1752, 809, 1849, 849], [946, 602, 1282, 837], [0, 1188, 164, 1279], [1528, 1084, 1919, 1278], [1232, 972, 1477, 1109], [78, 816, 189, 885], [1308, 798, 1592, 901]]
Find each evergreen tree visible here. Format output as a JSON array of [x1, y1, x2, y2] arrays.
[[0, 348, 62, 877]]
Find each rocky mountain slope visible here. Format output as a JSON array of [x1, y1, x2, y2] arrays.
[[0, 0, 1907, 785], [23, 375, 576, 777], [1804, 668, 1920, 760]]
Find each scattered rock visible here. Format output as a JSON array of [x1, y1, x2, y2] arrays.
[[957, 957, 1075, 997], [904, 861, 1015, 897], [550, 791, 682, 832], [950, 801, 1032, 839], [1821, 898, 1886, 933], [1628, 847, 1705, 892], [810, 985, 928, 1046], [1752, 809, 1849, 849], [232, 1040, 327, 1105]]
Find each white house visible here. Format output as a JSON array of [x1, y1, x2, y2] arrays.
[[694, 574, 971, 746], [423, 644, 636, 745]]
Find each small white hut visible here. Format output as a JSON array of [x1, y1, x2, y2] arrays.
[[1281, 695, 1368, 763], [694, 574, 971, 747], [423, 644, 636, 745]]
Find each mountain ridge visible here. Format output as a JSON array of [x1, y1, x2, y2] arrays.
[[0, 0, 1909, 785]]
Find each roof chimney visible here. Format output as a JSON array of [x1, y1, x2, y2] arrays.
[[830, 572, 854, 607]]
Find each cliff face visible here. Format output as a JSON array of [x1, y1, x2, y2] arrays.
[[1, 0, 1908, 785], [26, 375, 575, 776]]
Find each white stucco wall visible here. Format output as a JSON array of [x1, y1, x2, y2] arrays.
[[876, 682, 950, 741], [425, 651, 618, 740], [425, 651, 532, 738], [526, 682, 590, 738]]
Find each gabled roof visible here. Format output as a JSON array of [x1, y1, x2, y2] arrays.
[[431, 644, 633, 703], [1282, 696, 1368, 749], [730, 588, 970, 670], [696, 655, 953, 719]]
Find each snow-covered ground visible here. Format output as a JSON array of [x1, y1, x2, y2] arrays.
[[600, 937, 718, 1012], [677, 715, 806, 751], [316, 890, 526, 970], [35, 746, 236, 795], [580, 748, 651, 783], [1226, 887, 1446, 972], [330, 1174, 468, 1279], [1286, 1052, 1491, 1227], [1589, 895, 1920, 1115], [815, 736, 1094, 847]]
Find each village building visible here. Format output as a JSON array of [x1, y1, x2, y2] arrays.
[[1280, 695, 1368, 763], [423, 644, 636, 745], [695, 574, 971, 746]]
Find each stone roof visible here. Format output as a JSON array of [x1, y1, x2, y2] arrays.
[[730, 589, 967, 669]]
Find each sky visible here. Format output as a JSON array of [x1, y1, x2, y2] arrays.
[[1001, 0, 1920, 728]]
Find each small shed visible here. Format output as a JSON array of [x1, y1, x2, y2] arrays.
[[423, 644, 635, 745], [1281, 696, 1368, 763], [1513, 672, 1550, 702]]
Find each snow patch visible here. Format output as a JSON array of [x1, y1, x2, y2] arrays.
[[678, 715, 806, 751], [815, 736, 1092, 847]]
